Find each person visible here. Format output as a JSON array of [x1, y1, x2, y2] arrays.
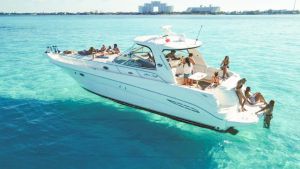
[[166, 50, 179, 60], [211, 72, 220, 87], [88, 47, 96, 54], [236, 78, 247, 111], [112, 44, 120, 54], [88, 47, 96, 60], [106, 46, 113, 54], [244, 87, 267, 105], [220, 56, 230, 79], [255, 100, 275, 128], [188, 53, 196, 64], [63, 50, 73, 54], [182, 53, 196, 86], [147, 53, 155, 63], [182, 57, 192, 85], [99, 44, 106, 52], [95, 44, 106, 57]]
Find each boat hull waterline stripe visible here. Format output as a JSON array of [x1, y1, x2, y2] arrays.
[[167, 99, 200, 113]]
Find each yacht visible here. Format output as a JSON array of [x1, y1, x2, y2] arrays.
[[45, 26, 264, 134]]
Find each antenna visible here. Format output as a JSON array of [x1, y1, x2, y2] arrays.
[[161, 25, 174, 36], [195, 25, 203, 44]]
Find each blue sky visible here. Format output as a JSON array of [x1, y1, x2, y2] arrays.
[[0, 0, 299, 12]]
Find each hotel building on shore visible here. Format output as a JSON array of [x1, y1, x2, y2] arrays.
[[186, 5, 221, 13], [138, 1, 173, 13]]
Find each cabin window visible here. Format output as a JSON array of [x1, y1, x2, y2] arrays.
[[114, 44, 156, 69]]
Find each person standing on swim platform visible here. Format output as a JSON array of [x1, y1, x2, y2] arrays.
[[236, 78, 247, 112], [255, 100, 275, 128]]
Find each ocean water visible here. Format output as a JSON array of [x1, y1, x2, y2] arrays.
[[0, 15, 299, 169]]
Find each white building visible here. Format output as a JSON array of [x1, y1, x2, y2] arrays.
[[186, 5, 220, 13], [139, 1, 173, 13]]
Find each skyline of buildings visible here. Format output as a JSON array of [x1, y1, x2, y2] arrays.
[[186, 5, 221, 13], [138, 1, 221, 14]]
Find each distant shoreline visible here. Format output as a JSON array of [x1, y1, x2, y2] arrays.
[[0, 10, 299, 16]]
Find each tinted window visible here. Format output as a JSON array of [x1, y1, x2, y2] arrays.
[[114, 44, 156, 69]]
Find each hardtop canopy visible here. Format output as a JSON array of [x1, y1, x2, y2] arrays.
[[134, 35, 202, 50]]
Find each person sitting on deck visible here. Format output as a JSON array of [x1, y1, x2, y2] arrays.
[[94, 45, 106, 58], [99, 44, 106, 52], [63, 50, 73, 55], [166, 50, 179, 61], [146, 53, 155, 63], [106, 46, 113, 55], [112, 44, 120, 54], [255, 100, 275, 128], [244, 87, 267, 105], [88, 47, 97, 60], [236, 78, 247, 112], [211, 72, 220, 87], [88, 47, 96, 55], [78, 47, 94, 56]]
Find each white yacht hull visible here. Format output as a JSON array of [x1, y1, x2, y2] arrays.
[[48, 54, 230, 130], [63, 66, 227, 129]]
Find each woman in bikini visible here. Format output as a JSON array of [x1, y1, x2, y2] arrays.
[[244, 87, 267, 105], [236, 78, 247, 111], [211, 72, 220, 87], [94, 44, 106, 57], [220, 56, 230, 79], [106, 46, 113, 55], [255, 100, 275, 128], [99, 44, 106, 52]]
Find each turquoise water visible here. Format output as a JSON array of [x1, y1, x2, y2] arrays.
[[0, 15, 300, 168]]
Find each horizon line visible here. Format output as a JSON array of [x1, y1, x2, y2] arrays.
[[1, 8, 299, 14]]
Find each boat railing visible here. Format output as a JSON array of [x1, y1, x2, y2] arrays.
[[45, 46, 60, 54]]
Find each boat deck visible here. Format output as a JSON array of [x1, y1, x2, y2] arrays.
[[62, 53, 119, 63], [220, 103, 264, 125]]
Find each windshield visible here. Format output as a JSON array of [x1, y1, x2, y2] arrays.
[[114, 44, 156, 69]]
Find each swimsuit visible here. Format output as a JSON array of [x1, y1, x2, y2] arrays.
[[222, 60, 229, 69], [249, 94, 257, 104]]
